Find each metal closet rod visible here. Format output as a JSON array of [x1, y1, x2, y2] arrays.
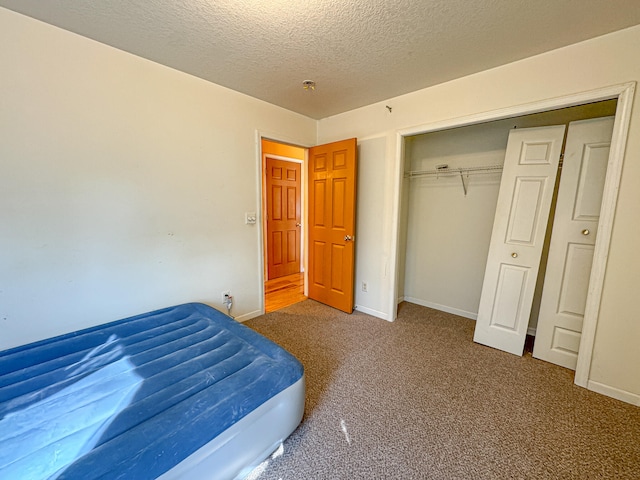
[[405, 164, 504, 196], [405, 164, 504, 178]]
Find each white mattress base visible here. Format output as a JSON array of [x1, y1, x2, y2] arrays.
[[158, 375, 305, 480]]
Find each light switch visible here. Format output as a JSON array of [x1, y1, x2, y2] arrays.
[[245, 212, 257, 224]]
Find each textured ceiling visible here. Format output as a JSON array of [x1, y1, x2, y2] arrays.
[[2, 1, 640, 119]]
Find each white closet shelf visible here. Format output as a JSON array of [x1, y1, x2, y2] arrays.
[[405, 164, 503, 178], [405, 164, 503, 196]]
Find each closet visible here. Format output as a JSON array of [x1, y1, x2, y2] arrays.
[[398, 100, 617, 369]]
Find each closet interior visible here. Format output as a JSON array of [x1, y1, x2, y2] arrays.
[[397, 99, 617, 369]]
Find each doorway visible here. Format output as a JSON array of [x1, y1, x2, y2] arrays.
[[260, 137, 359, 314], [391, 82, 634, 389], [261, 139, 307, 313]]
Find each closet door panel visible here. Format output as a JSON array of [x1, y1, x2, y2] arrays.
[[488, 264, 531, 331], [505, 177, 547, 246], [533, 117, 614, 369], [474, 125, 565, 356]]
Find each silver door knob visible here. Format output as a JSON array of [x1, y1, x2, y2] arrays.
[[582, 229, 590, 235], [344, 235, 353, 242], [296, 223, 302, 227], [511, 252, 518, 258]]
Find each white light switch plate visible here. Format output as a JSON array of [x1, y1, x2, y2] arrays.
[[245, 212, 257, 224]]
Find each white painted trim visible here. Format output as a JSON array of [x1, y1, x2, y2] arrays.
[[354, 304, 389, 320], [235, 309, 262, 323], [255, 130, 266, 316], [397, 83, 633, 138], [527, 327, 537, 337], [389, 82, 636, 396], [587, 380, 640, 407], [259, 131, 314, 150], [389, 131, 406, 321], [403, 297, 478, 320], [575, 83, 636, 388]]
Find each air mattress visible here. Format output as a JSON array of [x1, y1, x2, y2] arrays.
[[0, 303, 304, 479]]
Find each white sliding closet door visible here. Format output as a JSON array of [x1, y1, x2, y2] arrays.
[[473, 125, 565, 356], [533, 117, 614, 369]]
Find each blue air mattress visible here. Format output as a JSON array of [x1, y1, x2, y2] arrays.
[[0, 303, 305, 479]]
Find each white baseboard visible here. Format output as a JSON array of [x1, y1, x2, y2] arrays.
[[403, 297, 477, 320], [587, 380, 640, 406], [354, 304, 390, 321], [234, 309, 262, 323], [401, 298, 538, 334]]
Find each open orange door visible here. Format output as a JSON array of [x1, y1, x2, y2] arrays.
[[308, 138, 357, 313]]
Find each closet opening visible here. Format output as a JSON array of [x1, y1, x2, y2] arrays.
[[392, 82, 634, 390]]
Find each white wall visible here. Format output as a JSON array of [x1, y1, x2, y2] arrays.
[[0, 8, 316, 350], [353, 137, 389, 318], [401, 124, 504, 319], [318, 25, 640, 401]]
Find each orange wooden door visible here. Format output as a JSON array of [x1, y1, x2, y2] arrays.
[[266, 158, 302, 279], [308, 138, 357, 313]]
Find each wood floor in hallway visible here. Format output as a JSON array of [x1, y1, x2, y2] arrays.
[[265, 272, 306, 313]]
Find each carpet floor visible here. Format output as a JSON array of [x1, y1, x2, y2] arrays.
[[244, 300, 640, 479]]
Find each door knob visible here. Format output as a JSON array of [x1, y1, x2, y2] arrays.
[[582, 229, 590, 236], [296, 223, 302, 227], [511, 252, 518, 258], [344, 235, 353, 242]]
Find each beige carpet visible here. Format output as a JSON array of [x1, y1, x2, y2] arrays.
[[244, 300, 640, 479]]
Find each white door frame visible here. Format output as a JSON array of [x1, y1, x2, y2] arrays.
[[389, 82, 635, 388], [255, 131, 311, 315]]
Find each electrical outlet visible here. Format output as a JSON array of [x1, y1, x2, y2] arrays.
[[361, 282, 368, 292], [222, 290, 231, 303]]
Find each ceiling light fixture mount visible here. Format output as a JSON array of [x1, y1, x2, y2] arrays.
[[302, 80, 316, 91]]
